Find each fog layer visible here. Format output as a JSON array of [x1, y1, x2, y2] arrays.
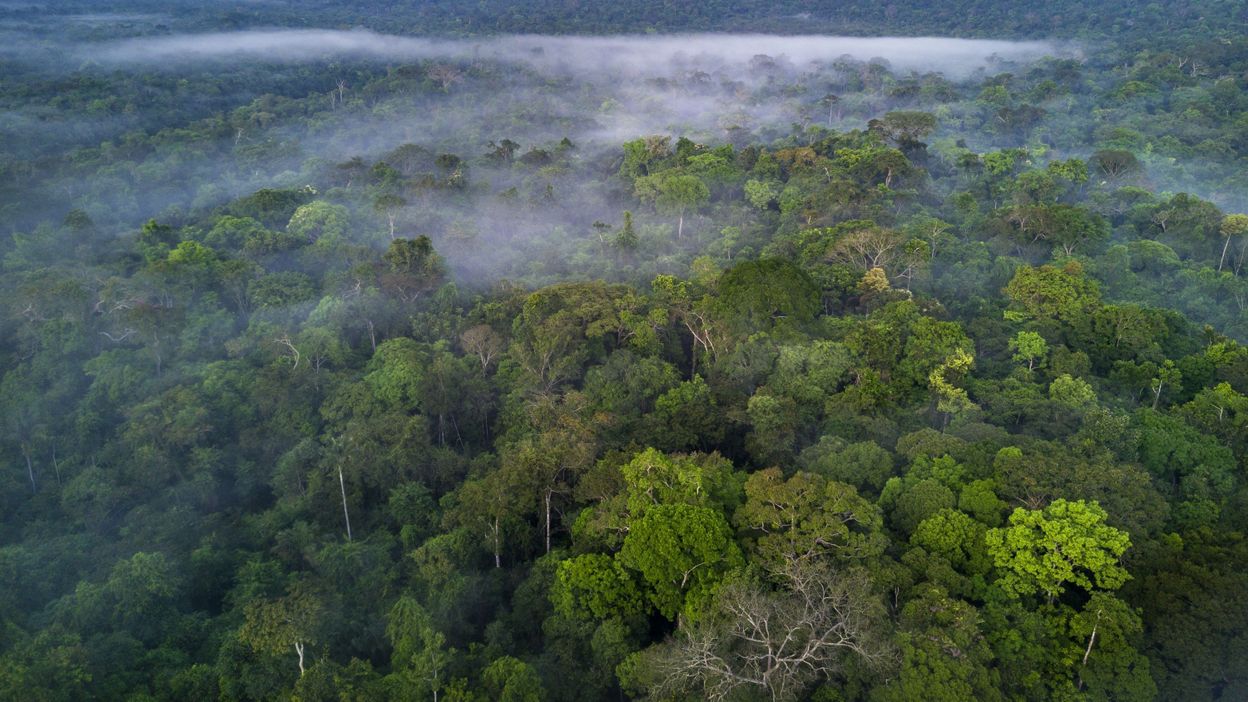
[[88, 29, 1060, 78]]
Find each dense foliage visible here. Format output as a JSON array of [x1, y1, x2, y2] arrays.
[[2, 2, 1248, 701]]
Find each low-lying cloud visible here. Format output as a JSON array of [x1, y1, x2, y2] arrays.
[[7, 27, 1086, 283], [88, 29, 1061, 78]]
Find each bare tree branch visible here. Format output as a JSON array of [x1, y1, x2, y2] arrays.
[[641, 563, 894, 702]]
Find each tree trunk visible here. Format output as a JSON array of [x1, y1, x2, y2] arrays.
[[23, 447, 35, 493], [544, 490, 553, 554], [1219, 235, 1232, 272], [677, 211, 684, 239], [1077, 609, 1103, 691], [493, 516, 501, 568], [294, 641, 306, 676], [338, 465, 352, 541]]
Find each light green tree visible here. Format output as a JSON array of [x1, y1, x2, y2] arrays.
[[618, 503, 743, 621], [619, 447, 741, 515], [287, 200, 349, 244], [928, 348, 978, 427], [551, 553, 645, 621], [1049, 373, 1097, 410], [986, 499, 1130, 603], [1003, 263, 1099, 322], [744, 179, 779, 210], [1008, 331, 1048, 372]]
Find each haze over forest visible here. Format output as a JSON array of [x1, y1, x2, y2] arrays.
[[1, 1, 1247, 701]]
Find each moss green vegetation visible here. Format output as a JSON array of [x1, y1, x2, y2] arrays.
[[1, 2, 1248, 700]]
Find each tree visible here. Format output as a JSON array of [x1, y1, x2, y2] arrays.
[[615, 210, 639, 252], [373, 193, 407, 239], [734, 468, 885, 571], [1179, 381, 1248, 451], [801, 439, 894, 497], [1008, 331, 1048, 372], [287, 201, 349, 244], [446, 468, 528, 568], [1066, 592, 1157, 700], [386, 597, 453, 702], [986, 499, 1131, 603], [1089, 150, 1141, 183], [905, 216, 953, 261], [382, 236, 445, 303], [911, 509, 992, 577], [506, 281, 648, 393], [1134, 409, 1236, 519], [744, 179, 779, 210], [1150, 193, 1224, 260], [745, 392, 799, 465], [240, 585, 324, 677], [635, 172, 709, 239], [1130, 531, 1248, 699], [886, 478, 957, 535], [1049, 373, 1097, 410], [1150, 359, 1181, 410], [0, 371, 46, 493], [627, 563, 889, 702], [873, 586, 1000, 702], [868, 111, 937, 149], [504, 393, 597, 554], [459, 324, 504, 375], [928, 348, 977, 428], [618, 503, 743, 621], [830, 225, 905, 272], [819, 93, 841, 125], [619, 135, 671, 180], [1045, 205, 1109, 257], [652, 273, 726, 374], [835, 145, 912, 188], [1218, 213, 1248, 272], [486, 138, 520, 165], [1003, 262, 1100, 322], [895, 238, 930, 292], [647, 375, 723, 451], [551, 553, 646, 622], [482, 656, 544, 702], [426, 64, 463, 91], [618, 447, 742, 516], [231, 188, 313, 229], [716, 258, 819, 334]]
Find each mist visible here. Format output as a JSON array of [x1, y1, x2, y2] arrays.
[[1, 30, 1065, 257], [4, 25, 1240, 292], [88, 29, 1062, 78]]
